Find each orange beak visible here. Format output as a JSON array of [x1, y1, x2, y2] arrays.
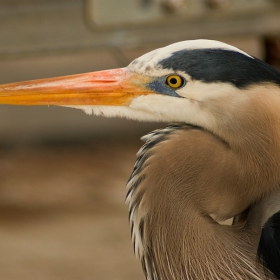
[[0, 68, 154, 106]]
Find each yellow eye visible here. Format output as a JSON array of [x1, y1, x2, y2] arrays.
[[166, 75, 184, 89]]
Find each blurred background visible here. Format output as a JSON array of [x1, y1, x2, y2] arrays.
[[0, 0, 280, 279]]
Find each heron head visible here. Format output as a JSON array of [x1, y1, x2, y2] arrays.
[[0, 39, 280, 132]]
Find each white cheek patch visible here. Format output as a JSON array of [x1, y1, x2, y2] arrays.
[[178, 80, 251, 113], [64, 105, 158, 121], [130, 94, 217, 130], [177, 80, 237, 101], [64, 93, 218, 132]]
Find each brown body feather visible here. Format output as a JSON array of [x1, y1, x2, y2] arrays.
[[127, 85, 280, 280]]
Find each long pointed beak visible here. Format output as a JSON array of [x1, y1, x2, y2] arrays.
[[0, 68, 154, 106]]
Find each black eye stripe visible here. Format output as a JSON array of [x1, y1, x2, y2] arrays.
[[160, 49, 280, 88]]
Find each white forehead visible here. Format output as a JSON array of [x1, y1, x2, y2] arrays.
[[128, 39, 251, 76]]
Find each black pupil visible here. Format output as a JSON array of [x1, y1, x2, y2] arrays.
[[170, 77, 178, 84]]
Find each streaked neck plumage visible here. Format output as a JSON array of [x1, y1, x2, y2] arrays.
[[126, 120, 280, 280]]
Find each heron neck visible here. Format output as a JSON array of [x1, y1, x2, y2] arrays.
[[216, 85, 280, 155], [127, 124, 279, 280]]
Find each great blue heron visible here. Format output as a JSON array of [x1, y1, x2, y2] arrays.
[[0, 39, 279, 279]]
